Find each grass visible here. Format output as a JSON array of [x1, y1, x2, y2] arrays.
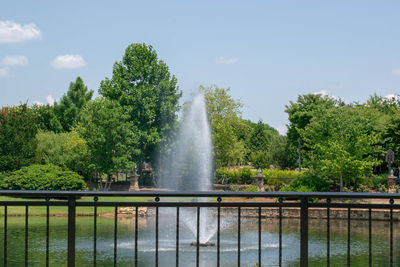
[[0, 196, 153, 216]]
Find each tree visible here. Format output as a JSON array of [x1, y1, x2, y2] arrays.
[[200, 85, 248, 166], [55, 77, 93, 131], [0, 105, 38, 172], [285, 93, 340, 167], [300, 106, 380, 190], [35, 130, 92, 180], [76, 97, 139, 176], [248, 120, 270, 168], [32, 104, 63, 133], [99, 43, 181, 166]]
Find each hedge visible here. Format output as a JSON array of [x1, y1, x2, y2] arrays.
[[1, 164, 86, 191]]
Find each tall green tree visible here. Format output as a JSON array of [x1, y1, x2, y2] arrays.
[[99, 43, 181, 166], [76, 97, 139, 176], [285, 93, 341, 167], [33, 104, 63, 133], [248, 120, 270, 168], [200, 85, 249, 166], [300, 106, 380, 190], [0, 105, 38, 172], [55, 77, 93, 131]]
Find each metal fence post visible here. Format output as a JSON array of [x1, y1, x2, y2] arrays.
[[300, 197, 308, 267], [68, 196, 76, 267]]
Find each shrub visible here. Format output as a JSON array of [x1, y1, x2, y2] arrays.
[[1, 164, 86, 191], [281, 176, 329, 192], [215, 168, 240, 184], [238, 167, 254, 184], [266, 178, 285, 190], [243, 186, 258, 192]]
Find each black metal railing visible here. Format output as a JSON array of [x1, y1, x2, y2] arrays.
[[0, 190, 399, 266]]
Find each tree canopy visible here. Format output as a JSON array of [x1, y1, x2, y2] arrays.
[[55, 76, 93, 131], [99, 43, 181, 165]]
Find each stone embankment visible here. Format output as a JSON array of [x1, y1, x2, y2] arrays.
[[116, 206, 400, 221]]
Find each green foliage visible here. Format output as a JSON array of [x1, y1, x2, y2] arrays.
[[1, 164, 86, 190], [201, 85, 248, 166], [0, 105, 38, 172], [99, 43, 181, 165], [77, 97, 139, 175], [301, 106, 380, 188], [55, 77, 93, 131], [285, 93, 341, 167], [243, 186, 258, 192], [242, 119, 289, 169], [215, 167, 256, 184], [238, 167, 254, 184], [262, 169, 305, 179], [281, 176, 329, 192], [215, 167, 303, 187], [35, 131, 93, 180], [32, 104, 63, 133], [265, 178, 285, 190]]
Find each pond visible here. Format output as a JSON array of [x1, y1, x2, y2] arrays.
[[0, 209, 397, 266]]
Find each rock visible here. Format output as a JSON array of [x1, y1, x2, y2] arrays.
[[118, 207, 154, 216]]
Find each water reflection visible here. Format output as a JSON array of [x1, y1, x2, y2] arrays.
[[0, 211, 397, 266]]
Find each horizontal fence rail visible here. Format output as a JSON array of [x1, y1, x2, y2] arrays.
[[0, 190, 399, 266]]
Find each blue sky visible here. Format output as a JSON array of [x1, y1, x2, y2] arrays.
[[1, 1, 400, 134]]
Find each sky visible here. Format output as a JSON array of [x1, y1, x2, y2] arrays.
[[1, 1, 400, 134]]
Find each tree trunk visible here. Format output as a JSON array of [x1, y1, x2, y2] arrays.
[[340, 172, 343, 192]]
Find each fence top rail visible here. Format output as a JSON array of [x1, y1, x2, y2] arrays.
[[0, 190, 399, 199]]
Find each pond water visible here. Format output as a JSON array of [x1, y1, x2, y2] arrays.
[[0, 208, 398, 266]]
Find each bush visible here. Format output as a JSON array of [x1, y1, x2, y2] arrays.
[[238, 167, 254, 184], [281, 176, 329, 192], [243, 186, 258, 192], [266, 178, 285, 190], [1, 164, 86, 191]]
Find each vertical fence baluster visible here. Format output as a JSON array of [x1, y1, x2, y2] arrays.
[[67, 197, 76, 267], [326, 198, 330, 267], [94, 196, 98, 267], [279, 198, 283, 267], [156, 206, 159, 267], [114, 206, 118, 267], [258, 206, 261, 266], [390, 199, 393, 267], [368, 208, 372, 267], [155, 196, 160, 267], [238, 207, 241, 266], [196, 207, 200, 267], [217, 197, 221, 267], [347, 208, 351, 267], [25, 205, 28, 267], [135, 206, 138, 267], [300, 197, 308, 267], [176, 207, 179, 267], [4, 205, 7, 267], [46, 197, 50, 267]]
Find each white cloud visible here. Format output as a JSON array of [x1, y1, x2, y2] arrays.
[[276, 125, 287, 135], [46, 95, 55, 105], [0, 67, 11, 78], [312, 90, 340, 100], [2, 55, 28, 67], [215, 57, 238, 65], [51, 54, 87, 69], [384, 94, 399, 101], [0, 21, 41, 43], [393, 68, 400, 76], [33, 101, 43, 106], [312, 90, 328, 96]]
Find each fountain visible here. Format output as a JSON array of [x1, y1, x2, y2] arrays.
[[159, 94, 216, 246]]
